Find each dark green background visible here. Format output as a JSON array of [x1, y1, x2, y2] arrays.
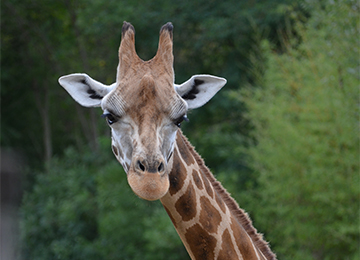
[[1, 0, 358, 259]]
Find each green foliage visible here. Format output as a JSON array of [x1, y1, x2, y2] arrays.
[[236, 1, 360, 259], [1, 0, 297, 169], [10, 0, 358, 259], [20, 146, 103, 260], [20, 139, 188, 260], [20, 131, 248, 259]]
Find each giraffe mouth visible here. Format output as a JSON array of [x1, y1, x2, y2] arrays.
[[127, 170, 170, 201]]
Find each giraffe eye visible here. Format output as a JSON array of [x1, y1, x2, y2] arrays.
[[174, 114, 189, 128], [101, 113, 118, 125]]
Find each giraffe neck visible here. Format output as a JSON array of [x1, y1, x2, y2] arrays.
[[160, 130, 276, 260]]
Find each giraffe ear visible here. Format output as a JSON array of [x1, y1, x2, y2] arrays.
[[58, 73, 116, 107], [175, 75, 227, 109]]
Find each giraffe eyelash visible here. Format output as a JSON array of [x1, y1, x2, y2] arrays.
[[174, 114, 189, 128], [101, 112, 119, 125]]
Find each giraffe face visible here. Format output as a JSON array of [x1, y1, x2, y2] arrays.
[[58, 22, 226, 201], [101, 73, 188, 201], [100, 23, 185, 200]]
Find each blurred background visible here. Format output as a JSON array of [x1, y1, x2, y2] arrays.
[[1, 0, 359, 259]]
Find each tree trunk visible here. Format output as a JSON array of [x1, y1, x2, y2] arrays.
[[67, 0, 100, 150], [43, 87, 52, 163]]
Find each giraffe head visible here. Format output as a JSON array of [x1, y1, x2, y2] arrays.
[[59, 22, 226, 201]]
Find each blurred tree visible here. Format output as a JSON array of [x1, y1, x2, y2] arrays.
[[1, 0, 106, 167], [1, 0, 300, 170], [21, 146, 103, 260], [7, 0, 327, 259], [21, 138, 189, 260], [236, 0, 359, 259]]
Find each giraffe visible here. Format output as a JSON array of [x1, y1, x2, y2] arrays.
[[58, 22, 276, 260]]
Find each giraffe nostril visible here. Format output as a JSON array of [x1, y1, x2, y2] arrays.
[[158, 162, 164, 172], [137, 160, 146, 172]]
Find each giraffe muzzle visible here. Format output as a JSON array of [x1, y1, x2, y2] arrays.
[[127, 157, 170, 201], [136, 159, 165, 174]]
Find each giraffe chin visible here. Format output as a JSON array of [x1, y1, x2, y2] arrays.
[[127, 171, 170, 201]]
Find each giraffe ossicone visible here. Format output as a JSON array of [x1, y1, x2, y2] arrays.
[[59, 21, 276, 260]]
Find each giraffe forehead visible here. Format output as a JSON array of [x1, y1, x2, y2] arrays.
[[105, 73, 186, 120]]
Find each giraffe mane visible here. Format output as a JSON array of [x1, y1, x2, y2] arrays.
[[178, 130, 277, 260]]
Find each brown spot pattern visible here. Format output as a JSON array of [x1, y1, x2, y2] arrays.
[[215, 192, 226, 214], [185, 224, 217, 260], [168, 149, 186, 195], [199, 196, 222, 234], [231, 215, 258, 259], [175, 184, 196, 221], [202, 171, 214, 198], [163, 205, 177, 228], [176, 132, 195, 166], [192, 170, 203, 190], [218, 229, 238, 260]]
